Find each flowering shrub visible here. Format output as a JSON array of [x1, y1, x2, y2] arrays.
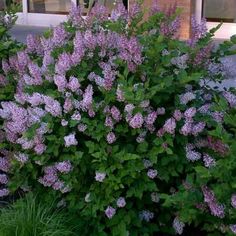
[[1, 1, 236, 235]]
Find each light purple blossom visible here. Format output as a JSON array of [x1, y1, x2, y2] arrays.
[[56, 161, 72, 174], [180, 121, 192, 136], [209, 202, 225, 218], [63, 98, 73, 113], [171, 54, 188, 69], [198, 104, 211, 114], [173, 217, 185, 235], [61, 119, 68, 126], [54, 75, 67, 92], [202, 186, 225, 218], [173, 110, 182, 121], [147, 169, 158, 179], [110, 106, 122, 122], [203, 154, 216, 168], [116, 85, 125, 102], [157, 107, 165, 115], [71, 112, 81, 121], [68, 76, 80, 92], [82, 85, 93, 110], [124, 104, 135, 114], [14, 153, 29, 164], [230, 225, 236, 234], [0, 188, 9, 197], [139, 210, 154, 222], [202, 186, 215, 203], [111, 3, 128, 21], [163, 118, 176, 134], [95, 172, 106, 182], [117, 197, 126, 208], [106, 132, 116, 144], [0, 174, 8, 184], [105, 116, 114, 128], [145, 111, 157, 125], [55, 52, 72, 75], [27, 93, 44, 106], [34, 144, 46, 155], [184, 107, 197, 120], [0, 157, 10, 172], [223, 91, 236, 108], [211, 111, 224, 123], [129, 113, 144, 129], [188, 16, 207, 46], [231, 195, 236, 208], [105, 206, 116, 219], [78, 124, 87, 132], [52, 25, 68, 46], [179, 92, 196, 105], [43, 96, 62, 117], [64, 133, 78, 147], [186, 149, 202, 161], [192, 122, 206, 136]]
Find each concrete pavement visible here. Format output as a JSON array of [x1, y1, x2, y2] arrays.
[[9, 25, 48, 43]]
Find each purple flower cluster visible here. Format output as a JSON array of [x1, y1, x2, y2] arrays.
[[203, 153, 216, 168], [106, 132, 116, 144], [188, 16, 207, 46], [129, 113, 144, 129], [55, 161, 72, 173], [14, 153, 29, 164], [38, 164, 71, 193], [64, 133, 78, 147], [163, 118, 176, 134], [179, 92, 196, 105], [139, 210, 154, 222], [202, 186, 225, 218], [185, 144, 201, 162], [173, 217, 185, 235], [230, 225, 236, 234], [116, 197, 126, 208], [0, 188, 9, 197], [147, 169, 158, 179], [105, 206, 116, 219], [0, 174, 8, 184], [231, 194, 236, 208], [223, 91, 236, 108], [95, 172, 106, 182]]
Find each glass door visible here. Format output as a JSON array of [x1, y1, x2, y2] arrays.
[[202, 0, 236, 38]]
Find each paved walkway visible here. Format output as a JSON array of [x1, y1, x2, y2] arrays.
[[9, 25, 48, 43]]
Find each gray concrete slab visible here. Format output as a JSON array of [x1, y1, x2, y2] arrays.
[[9, 25, 48, 43]]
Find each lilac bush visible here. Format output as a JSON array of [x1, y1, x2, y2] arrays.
[[1, 1, 236, 235]]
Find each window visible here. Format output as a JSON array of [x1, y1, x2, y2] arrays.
[[28, 0, 71, 14], [78, 0, 128, 15], [203, 0, 236, 23], [28, 0, 128, 14]]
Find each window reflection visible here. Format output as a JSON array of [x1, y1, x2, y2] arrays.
[[28, 0, 128, 14], [78, 0, 128, 15], [203, 0, 236, 23], [28, 0, 71, 14]]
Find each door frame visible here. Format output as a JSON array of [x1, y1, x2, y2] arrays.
[[195, 0, 236, 39]]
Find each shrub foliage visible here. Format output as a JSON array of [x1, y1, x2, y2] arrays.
[[1, 2, 236, 235]]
